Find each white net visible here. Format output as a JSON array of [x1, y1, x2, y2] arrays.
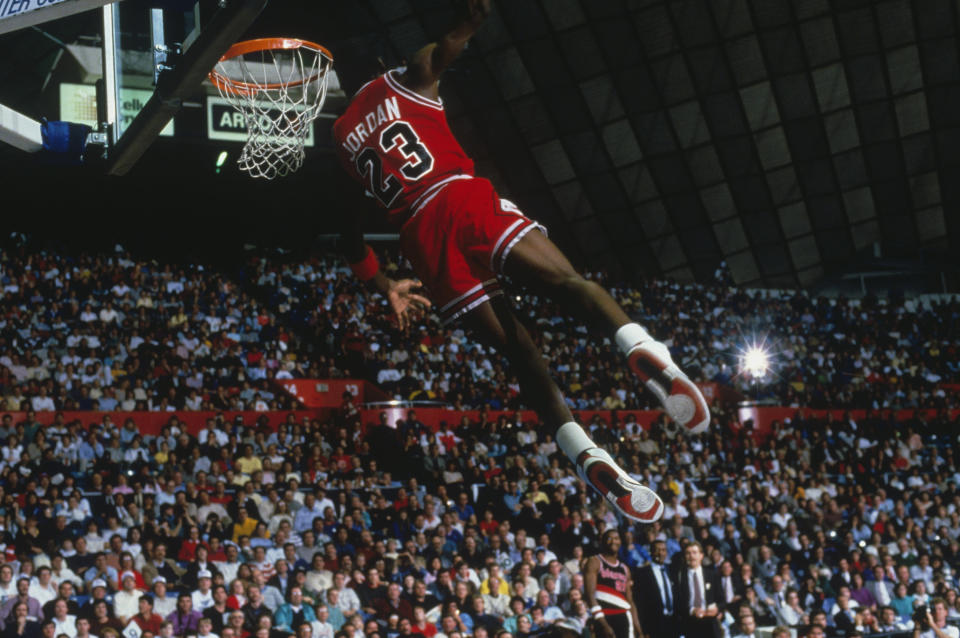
[[210, 40, 333, 179]]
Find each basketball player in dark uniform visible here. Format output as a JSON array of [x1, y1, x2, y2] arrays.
[[332, 0, 709, 523], [584, 530, 642, 638]]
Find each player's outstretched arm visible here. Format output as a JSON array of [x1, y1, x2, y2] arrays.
[[336, 193, 431, 330], [405, 0, 491, 98]]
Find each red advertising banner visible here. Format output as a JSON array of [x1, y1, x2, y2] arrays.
[[274, 379, 389, 408], [697, 382, 743, 404]]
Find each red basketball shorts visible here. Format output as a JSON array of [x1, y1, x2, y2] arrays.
[[400, 176, 546, 325]]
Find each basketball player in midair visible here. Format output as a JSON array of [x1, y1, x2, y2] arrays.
[[584, 530, 643, 638], [331, 0, 708, 522]]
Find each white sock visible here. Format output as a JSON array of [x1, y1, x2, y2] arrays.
[[556, 422, 596, 465], [614, 322, 654, 356]]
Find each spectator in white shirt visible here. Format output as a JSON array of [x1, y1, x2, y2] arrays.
[[29, 568, 57, 608], [330, 573, 360, 617], [51, 599, 78, 638], [151, 578, 177, 618], [113, 573, 142, 623], [191, 571, 215, 612], [30, 389, 55, 412]]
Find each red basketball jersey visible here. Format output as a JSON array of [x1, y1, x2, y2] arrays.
[[333, 69, 475, 225]]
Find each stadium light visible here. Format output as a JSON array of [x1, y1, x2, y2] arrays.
[[742, 346, 770, 379], [737, 336, 774, 381]]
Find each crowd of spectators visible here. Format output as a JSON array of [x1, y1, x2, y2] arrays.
[[1, 246, 958, 415], [0, 393, 953, 638], [0, 249, 337, 414], [0, 246, 959, 638], [246, 250, 960, 413]]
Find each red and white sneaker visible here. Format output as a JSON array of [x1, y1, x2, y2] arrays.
[[576, 447, 663, 523], [628, 340, 710, 435]]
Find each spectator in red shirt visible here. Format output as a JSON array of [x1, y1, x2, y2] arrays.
[[409, 606, 436, 638], [132, 596, 165, 635], [374, 583, 413, 623], [177, 526, 208, 562]]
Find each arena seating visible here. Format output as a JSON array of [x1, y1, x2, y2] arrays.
[[0, 246, 957, 638]]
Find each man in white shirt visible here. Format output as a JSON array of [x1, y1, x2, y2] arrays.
[[29, 568, 58, 608], [191, 571, 215, 612], [330, 572, 360, 617], [197, 493, 229, 529], [50, 555, 84, 590], [911, 554, 935, 590], [51, 599, 78, 638], [776, 590, 808, 627], [31, 388, 56, 412], [915, 599, 960, 638], [151, 578, 177, 618], [0, 564, 18, 603], [310, 605, 334, 638], [214, 544, 241, 585], [868, 566, 894, 608], [113, 573, 143, 623], [198, 422, 229, 449]]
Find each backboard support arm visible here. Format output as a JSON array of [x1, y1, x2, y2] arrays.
[[0, 103, 43, 152], [104, 0, 269, 176]]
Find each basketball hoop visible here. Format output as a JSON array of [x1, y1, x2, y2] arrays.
[[208, 38, 333, 179]]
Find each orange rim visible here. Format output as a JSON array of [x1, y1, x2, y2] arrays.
[[208, 37, 334, 96]]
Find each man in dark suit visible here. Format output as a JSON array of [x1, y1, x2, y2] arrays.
[[832, 587, 858, 636], [830, 558, 855, 596], [717, 560, 743, 608], [633, 540, 678, 638], [674, 541, 723, 638]]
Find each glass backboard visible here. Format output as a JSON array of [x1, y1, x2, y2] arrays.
[[105, 0, 203, 142]]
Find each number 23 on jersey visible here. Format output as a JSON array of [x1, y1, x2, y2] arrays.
[[355, 121, 435, 207]]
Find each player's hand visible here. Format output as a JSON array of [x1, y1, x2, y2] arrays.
[[386, 278, 431, 330]]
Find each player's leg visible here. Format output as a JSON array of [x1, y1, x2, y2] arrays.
[[502, 228, 709, 435], [461, 295, 663, 523], [609, 614, 633, 638]]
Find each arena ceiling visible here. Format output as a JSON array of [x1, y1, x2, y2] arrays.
[[1, 0, 959, 288], [345, 0, 960, 288]]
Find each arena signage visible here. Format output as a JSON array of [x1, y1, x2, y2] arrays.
[[0, 0, 65, 19], [59, 83, 173, 137], [0, 0, 117, 36], [275, 379, 380, 407], [206, 95, 315, 146]]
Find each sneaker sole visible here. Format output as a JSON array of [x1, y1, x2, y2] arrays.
[[578, 451, 664, 523], [628, 345, 710, 435]]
